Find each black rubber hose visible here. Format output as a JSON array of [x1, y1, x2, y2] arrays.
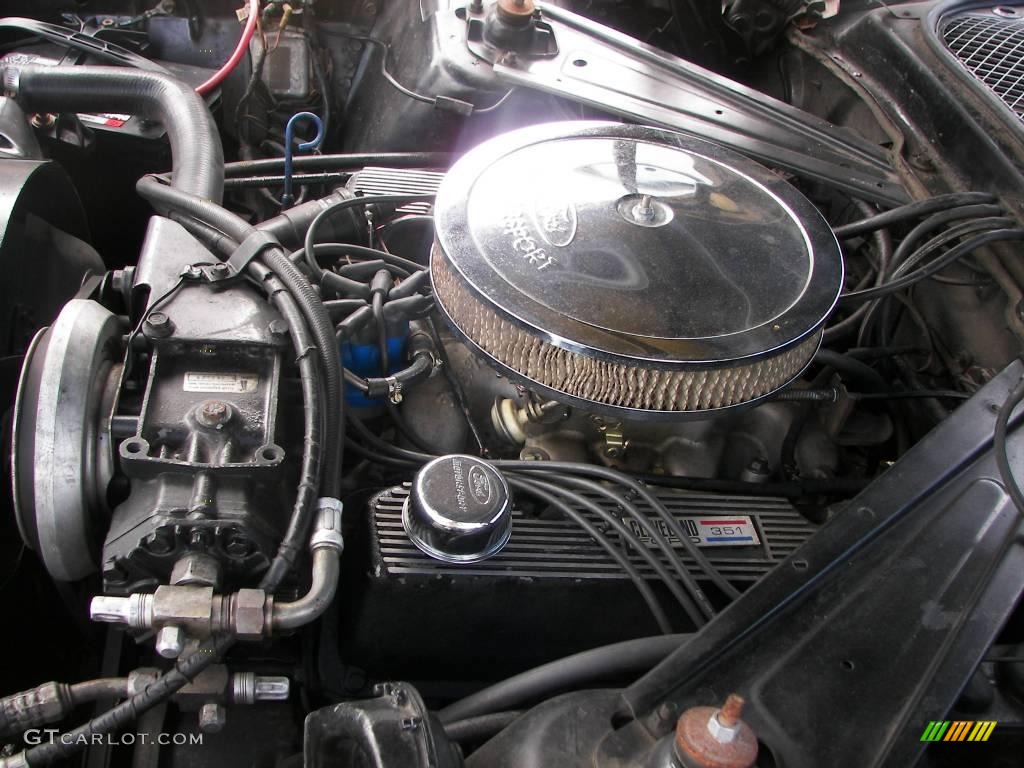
[[443, 711, 523, 743], [18, 636, 233, 766], [137, 175, 254, 243], [303, 195, 435, 281], [517, 474, 708, 626], [4, 64, 223, 202], [550, 474, 709, 616], [886, 216, 1014, 280], [857, 217, 1014, 345], [823, 200, 893, 342], [494, 461, 735, 605], [135, 178, 338, 589], [507, 476, 673, 635], [635, 473, 868, 498], [833, 192, 996, 239], [136, 176, 342, 497], [168, 212, 240, 255], [68, 679, 130, 705], [252, 267, 324, 592], [362, 353, 434, 398], [300, 243, 426, 275], [840, 228, 1024, 304], [885, 204, 1006, 278], [437, 634, 688, 724], [814, 349, 888, 392], [224, 152, 453, 177]]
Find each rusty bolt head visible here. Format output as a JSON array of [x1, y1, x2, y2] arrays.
[[674, 694, 758, 768], [496, 0, 535, 25], [197, 400, 231, 427]]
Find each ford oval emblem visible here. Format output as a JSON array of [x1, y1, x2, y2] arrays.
[[532, 194, 578, 248], [468, 466, 493, 505]]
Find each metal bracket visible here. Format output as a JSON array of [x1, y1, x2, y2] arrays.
[[462, 3, 908, 206]]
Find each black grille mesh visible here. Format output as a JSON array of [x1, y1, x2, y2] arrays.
[[943, 12, 1024, 119]]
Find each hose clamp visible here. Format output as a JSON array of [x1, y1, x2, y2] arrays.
[[2, 66, 21, 96], [227, 230, 281, 275], [309, 498, 344, 553], [386, 376, 403, 404]]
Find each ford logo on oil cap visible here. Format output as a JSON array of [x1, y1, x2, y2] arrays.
[[402, 455, 513, 563]]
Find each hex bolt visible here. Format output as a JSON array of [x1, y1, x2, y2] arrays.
[[197, 400, 231, 428], [225, 534, 250, 558], [144, 530, 174, 555], [155, 625, 185, 659], [212, 263, 230, 276], [198, 702, 227, 733], [144, 312, 173, 338]]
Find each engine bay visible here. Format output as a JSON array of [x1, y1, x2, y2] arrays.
[[1, 1, 1023, 766]]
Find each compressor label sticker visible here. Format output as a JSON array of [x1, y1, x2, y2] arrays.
[[626, 516, 760, 547], [183, 372, 259, 394]]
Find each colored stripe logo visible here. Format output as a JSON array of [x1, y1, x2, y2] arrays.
[[920, 721, 997, 742]]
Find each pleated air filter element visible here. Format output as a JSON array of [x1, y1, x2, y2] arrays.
[[432, 122, 843, 420]]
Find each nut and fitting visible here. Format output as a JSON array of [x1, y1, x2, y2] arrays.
[[90, 586, 273, 648], [673, 694, 758, 768], [198, 702, 226, 733], [155, 625, 186, 659], [90, 499, 345, 645], [309, 497, 345, 553]]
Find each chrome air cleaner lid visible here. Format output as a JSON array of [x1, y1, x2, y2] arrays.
[[431, 122, 843, 419]]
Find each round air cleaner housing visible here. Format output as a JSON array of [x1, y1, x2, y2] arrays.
[[431, 122, 843, 420]]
